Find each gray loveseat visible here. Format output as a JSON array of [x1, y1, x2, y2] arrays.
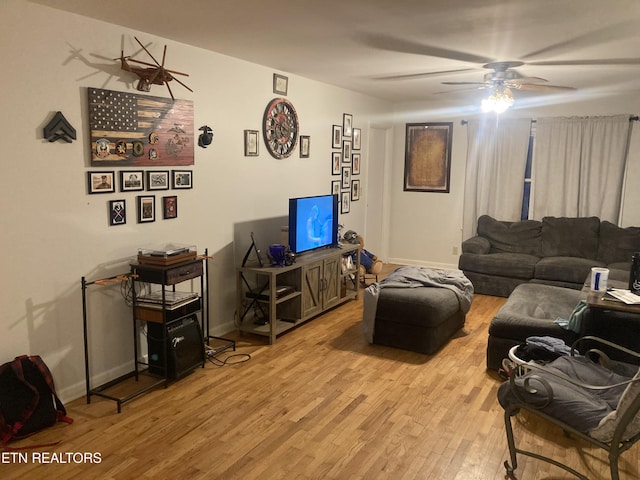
[[458, 215, 639, 298]]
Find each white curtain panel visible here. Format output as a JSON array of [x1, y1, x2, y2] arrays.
[[532, 115, 631, 222], [463, 117, 532, 239]]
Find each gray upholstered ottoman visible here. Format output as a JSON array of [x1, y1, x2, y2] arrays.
[[487, 283, 586, 370], [363, 267, 473, 354]]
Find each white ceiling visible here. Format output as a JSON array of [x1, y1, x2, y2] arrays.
[[31, 0, 640, 104]]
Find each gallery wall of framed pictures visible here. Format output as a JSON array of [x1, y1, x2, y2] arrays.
[[89, 169, 192, 225], [331, 113, 362, 214]]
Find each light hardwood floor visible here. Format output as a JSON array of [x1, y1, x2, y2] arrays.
[[4, 265, 640, 479]]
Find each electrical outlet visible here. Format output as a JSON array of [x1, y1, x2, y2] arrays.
[[452, 246, 459, 255]]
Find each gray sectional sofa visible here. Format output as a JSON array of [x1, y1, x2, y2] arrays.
[[458, 215, 640, 370], [458, 215, 639, 298]]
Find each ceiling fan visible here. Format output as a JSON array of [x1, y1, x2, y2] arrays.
[[439, 61, 576, 112], [361, 32, 640, 109], [440, 61, 576, 94]]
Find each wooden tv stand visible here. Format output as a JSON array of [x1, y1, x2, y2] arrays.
[[236, 244, 360, 344]]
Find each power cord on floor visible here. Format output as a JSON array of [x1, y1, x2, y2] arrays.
[[204, 344, 251, 367], [206, 352, 251, 367]]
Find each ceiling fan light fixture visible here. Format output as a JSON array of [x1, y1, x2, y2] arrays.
[[481, 86, 514, 113]]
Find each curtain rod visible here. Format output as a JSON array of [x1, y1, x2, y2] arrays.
[[460, 115, 639, 125]]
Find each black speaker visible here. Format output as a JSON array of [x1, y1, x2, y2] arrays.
[[147, 315, 205, 379]]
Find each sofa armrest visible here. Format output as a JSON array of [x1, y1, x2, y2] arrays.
[[461, 236, 491, 254]]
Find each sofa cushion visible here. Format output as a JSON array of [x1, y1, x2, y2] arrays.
[[459, 252, 539, 279], [535, 256, 606, 284], [477, 215, 542, 256], [542, 216, 600, 258], [597, 221, 640, 265]]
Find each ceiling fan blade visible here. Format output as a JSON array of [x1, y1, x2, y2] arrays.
[[357, 33, 494, 64], [507, 76, 549, 85], [433, 86, 490, 95], [528, 58, 640, 67], [512, 83, 577, 92], [441, 81, 489, 86], [171, 76, 193, 93], [375, 68, 476, 81], [522, 21, 639, 61]]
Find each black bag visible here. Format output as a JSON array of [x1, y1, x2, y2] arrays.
[[0, 355, 73, 447]]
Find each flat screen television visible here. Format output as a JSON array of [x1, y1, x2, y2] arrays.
[[288, 194, 339, 254]]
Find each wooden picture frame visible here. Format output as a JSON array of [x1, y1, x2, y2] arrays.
[[331, 180, 341, 196], [332, 124, 342, 148], [353, 128, 361, 150], [343, 113, 353, 138], [273, 73, 288, 95], [351, 179, 360, 201], [109, 199, 126, 225], [352, 152, 361, 175], [147, 170, 169, 190], [88, 171, 115, 194], [163, 195, 178, 219], [244, 129, 259, 156], [137, 195, 155, 223], [120, 170, 144, 191], [332, 151, 341, 175], [404, 122, 453, 193], [300, 135, 310, 158], [172, 170, 193, 189]]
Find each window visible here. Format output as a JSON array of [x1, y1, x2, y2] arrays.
[[520, 127, 534, 220]]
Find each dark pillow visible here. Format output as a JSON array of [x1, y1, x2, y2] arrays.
[[597, 221, 640, 265], [477, 215, 542, 256], [542, 216, 600, 258]]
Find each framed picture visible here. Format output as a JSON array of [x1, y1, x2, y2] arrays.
[[244, 129, 259, 156], [163, 195, 178, 219], [109, 199, 126, 225], [332, 151, 341, 175], [342, 140, 352, 163], [120, 170, 144, 191], [331, 180, 341, 196], [352, 152, 361, 175], [343, 113, 353, 138], [300, 135, 310, 158], [137, 195, 155, 223], [147, 170, 169, 190], [172, 170, 193, 189], [87, 171, 115, 194], [332, 124, 342, 148], [341, 166, 351, 189], [353, 128, 361, 150], [341, 191, 350, 214], [351, 179, 361, 201], [273, 73, 288, 95], [404, 122, 453, 193]]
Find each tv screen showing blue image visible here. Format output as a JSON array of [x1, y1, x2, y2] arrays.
[[289, 194, 338, 254]]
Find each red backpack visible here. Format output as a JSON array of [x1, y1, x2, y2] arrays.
[[0, 355, 73, 449]]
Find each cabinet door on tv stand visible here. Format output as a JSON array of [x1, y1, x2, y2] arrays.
[[302, 260, 323, 319], [322, 256, 340, 310]]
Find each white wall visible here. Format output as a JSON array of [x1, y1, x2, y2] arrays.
[[0, 0, 391, 401]]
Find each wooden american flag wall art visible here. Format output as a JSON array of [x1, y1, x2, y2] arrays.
[[88, 87, 194, 166]]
